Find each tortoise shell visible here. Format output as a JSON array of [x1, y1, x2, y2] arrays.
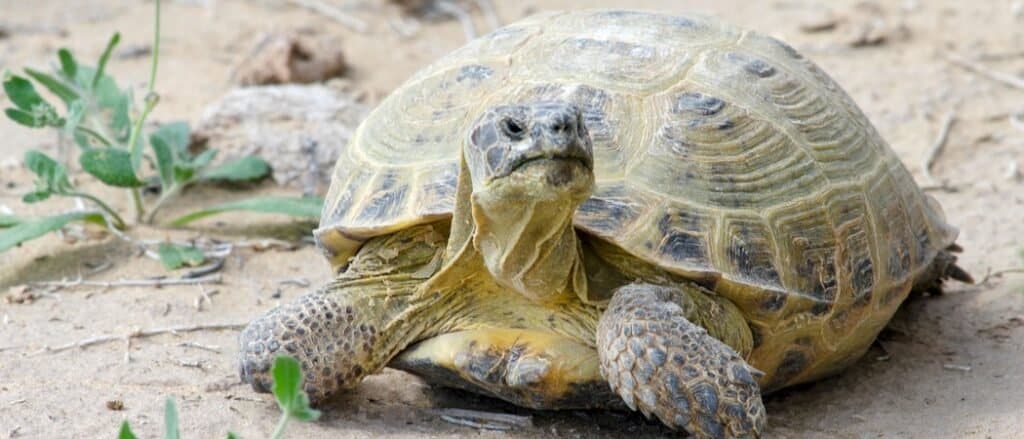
[[315, 10, 957, 388]]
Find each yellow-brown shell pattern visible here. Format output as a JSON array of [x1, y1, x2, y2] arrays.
[[316, 10, 959, 388]]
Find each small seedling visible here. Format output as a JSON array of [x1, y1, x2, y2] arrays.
[[116, 355, 316, 438], [0, 0, 323, 267], [271, 355, 322, 438]]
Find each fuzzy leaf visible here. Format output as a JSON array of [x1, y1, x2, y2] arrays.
[[150, 122, 190, 154], [189, 148, 217, 169], [91, 32, 121, 91], [75, 66, 131, 141], [24, 68, 79, 105], [157, 243, 205, 270], [58, 48, 78, 80], [22, 191, 52, 203], [3, 75, 59, 127], [0, 212, 103, 252], [117, 421, 137, 439], [25, 150, 73, 193], [150, 134, 176, 190], [272, 355, 321, 422], [164, 398, 180, 439], [3, 74, 46, 111], [4, 108, 42, 127], [169, 196, 322, 226], [201, 156, 271, 182], [0, 215, 20, 228], [80, 148, 146, 187]]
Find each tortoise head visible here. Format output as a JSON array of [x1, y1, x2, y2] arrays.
[[465, 101, 595, 195], [456, 101, 594, 303]]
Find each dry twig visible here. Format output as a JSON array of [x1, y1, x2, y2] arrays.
[[285, 0, 368, 32], [1010, 112, 1024, 133], [978, 267, 1024, 285], [436, 408, 532, 430], [946, 54, 1024, 90], [26, 274, 222, 290], [177, 359, 205, 369], [184, 258, 226, 279], [920, 111, 957, 189], [278, 277, 311, 288], [179, 341, 221, 352], [436, 0, 477, 41], [29, 322, 246, 356], [473, 0, 501, 30], [943, 363, 972, 372]]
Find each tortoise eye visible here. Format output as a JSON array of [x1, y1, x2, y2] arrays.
[[501, 118, 526, 139]]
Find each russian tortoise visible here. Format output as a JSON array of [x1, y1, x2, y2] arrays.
[[239, 9, 971, 438]]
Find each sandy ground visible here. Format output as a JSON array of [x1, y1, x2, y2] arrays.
[[1, 0, 1023, 437]]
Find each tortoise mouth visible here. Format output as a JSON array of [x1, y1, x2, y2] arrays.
[[507, 152, 593, 176]]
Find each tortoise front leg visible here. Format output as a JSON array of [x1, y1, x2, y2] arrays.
[[597, 283, 765, 439], [238, 224, 448, 402]]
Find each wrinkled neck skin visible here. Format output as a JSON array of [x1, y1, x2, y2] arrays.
[[472, 176, 587, 304], [441, 158, 593, 305]]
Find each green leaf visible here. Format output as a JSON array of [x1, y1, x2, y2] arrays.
[[0, 212, 103, 253], [272, 355, 322, 422], [3, 74, 46, 111], [157, 242, 205, 270], [201, 156, 271, 182], [117, 421, 137, 439], [189, 148, 217, 169], [80, 148, 146, 187], [151, 121, 191, 154], [150, 134, 175, 190], [76, 66, 132, 141], [173, 165, 196, 185], [58, 48, 78, 80], [164, 397, 180, 439], [24, 68, 79, 105], [4, 108, 42, 127], [227, 433, 240, 439], [169, 196, 323, 227], [171, 148, 216, 186], [92, 32, 121, 91], [22, 190, 52, 203], [25, 150, 73, 193], [0, 215, 20, 228]]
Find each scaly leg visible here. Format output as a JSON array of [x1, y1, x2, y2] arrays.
[[238, 224, 448, 402], [597, 283, 765, 438]]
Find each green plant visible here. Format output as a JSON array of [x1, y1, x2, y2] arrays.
[[116, 355, 317, 439], [270, 355, 322, 437], [0, 0, 323, 262]]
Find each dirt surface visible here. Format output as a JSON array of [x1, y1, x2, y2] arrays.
[[2, 0, 1023, 437]]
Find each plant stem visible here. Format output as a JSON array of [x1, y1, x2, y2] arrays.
[[126, 95, 158, 169], [68, 191, 127, 229], [150, 0, 161, 90], [271, 412, 290, 439], [130, 188, 144, 223], [145, 184, 179, 224], [123, 0, 163, 222], [74, 126, 114, 147]]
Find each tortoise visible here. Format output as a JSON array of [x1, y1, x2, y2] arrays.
[[238, 9, 971, 438]]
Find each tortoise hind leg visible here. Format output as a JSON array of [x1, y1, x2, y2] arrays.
[[389, 329, 623, 410], [912, 246, 973, 296], [598, 283, 765, 439]]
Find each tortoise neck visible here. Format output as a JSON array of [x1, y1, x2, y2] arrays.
[[444, 155, 592, 304], [470, 192, 587, 304]]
